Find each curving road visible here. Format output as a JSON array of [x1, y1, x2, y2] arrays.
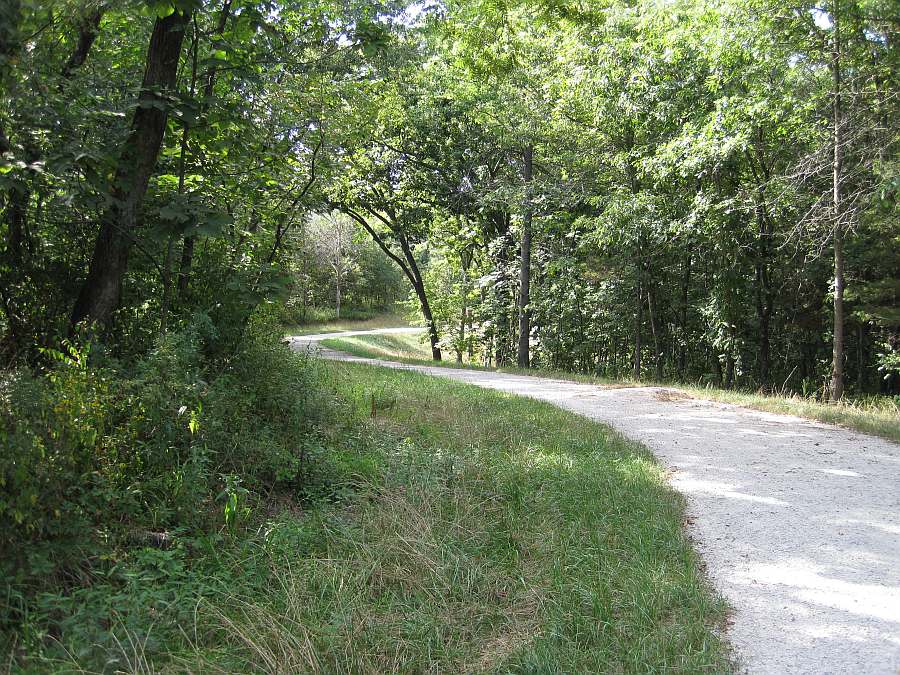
[[290, 328, 900, 674]]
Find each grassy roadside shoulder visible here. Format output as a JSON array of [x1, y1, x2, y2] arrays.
[[305, 361, 731, 671], [319, 332, 900, 444], [6, 358, 731, 672]]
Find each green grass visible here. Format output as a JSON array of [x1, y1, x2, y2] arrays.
[[321, 330, 433, 359], [239, 362, 731, 672], [321, 331, 900, 444], [676, 385, 900, 443], [10, 361, 732, 672], [319, 333, 628, 386], [283, 310, 409, 336]]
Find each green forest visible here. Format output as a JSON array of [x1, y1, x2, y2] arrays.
[[1, 0, 897, 670]]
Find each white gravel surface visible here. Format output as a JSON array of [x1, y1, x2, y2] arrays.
[[291, 329, 900, 674]]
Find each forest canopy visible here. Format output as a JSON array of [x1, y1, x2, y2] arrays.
[[1, 0, 897, 395]]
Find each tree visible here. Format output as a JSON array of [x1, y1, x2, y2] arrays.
[[307, 212, 358, 319], [70, 7, 192, 329]]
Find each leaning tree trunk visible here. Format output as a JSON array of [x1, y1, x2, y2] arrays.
[[71, 10, 190, 329], [399, 241, 440, 361], [517, 145, 534, 368], [342, 205, 442, 361], [830, 0, 845, 401], [413, 278, 441, 361]]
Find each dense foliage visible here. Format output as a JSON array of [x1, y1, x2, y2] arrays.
[[0, 0, 399, 663], [334, 0, 898, 397], [0, 0, 897, 666]]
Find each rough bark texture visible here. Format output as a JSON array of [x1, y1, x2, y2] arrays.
[[516, 145, 533, 368], [71, 10, 190, 329]]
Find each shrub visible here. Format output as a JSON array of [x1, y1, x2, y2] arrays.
[[0, 311, 326, 651]]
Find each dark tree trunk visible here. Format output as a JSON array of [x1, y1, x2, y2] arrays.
[[71, 10, 190, 329], [755, 200, 773, 389], [397, 237, 440, 361], [60, 6, 103, 80], [517, 145, 533, 368], [648, 287, 663, 381], [724, 326, 736, 389], [342, 205, 441, 360], [626, 128, 643, 382], [412, 277, 441, 361]]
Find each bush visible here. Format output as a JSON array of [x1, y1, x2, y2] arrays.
[[0, 311, 326, 653]]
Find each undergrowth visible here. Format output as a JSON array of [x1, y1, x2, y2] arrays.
[[2, 354, 732, 672]]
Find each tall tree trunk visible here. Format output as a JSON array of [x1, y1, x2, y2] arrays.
[[517, 145, 533, 368], [724, 326, 736, 389], [755, 197, 773, 390], [161, 18, 199, 335], [71, 10, 190, 329], [399, 242, 440, 361], [648, 287, 663, 381], [626, 128, 642, 382], [830, 1, 845, 400]]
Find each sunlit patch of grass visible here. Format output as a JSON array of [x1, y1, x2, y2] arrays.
[[222, 361, 731, 672], [677, 385, 900, 444], [322, 331, 433, 360]]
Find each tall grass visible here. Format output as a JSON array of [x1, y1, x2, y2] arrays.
[[185, 363, 731, 672]]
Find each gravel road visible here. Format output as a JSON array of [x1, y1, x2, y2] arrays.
[[291, 328, 900, 674]]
